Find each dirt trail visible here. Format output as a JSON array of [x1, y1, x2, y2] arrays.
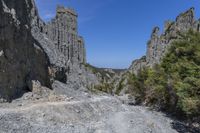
[[0, 94, 178, 133], [0, 96, 110, 113]]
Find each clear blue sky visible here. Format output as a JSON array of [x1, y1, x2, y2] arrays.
[[35, 0, 200, 69]]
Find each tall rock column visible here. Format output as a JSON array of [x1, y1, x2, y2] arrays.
[[44, 6, 86, 67], [146, 27, 160, 66], [43, 6, 89, 88]]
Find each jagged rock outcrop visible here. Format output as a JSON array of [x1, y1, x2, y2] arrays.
[[0, 0, 51, 101], [113, 8, 200, 96], [129, 8, 200, 74], [129, 56, 146, 74]]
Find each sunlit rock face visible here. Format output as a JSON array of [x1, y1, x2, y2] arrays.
[[129, 8, 200, 74], [41, 6, 98, 89], [44, 6, 86, 66]]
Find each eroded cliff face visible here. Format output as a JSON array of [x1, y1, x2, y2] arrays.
[[0, 0, 101, 101], [0, 0, 51, 101], [129, 8, 200, 74]]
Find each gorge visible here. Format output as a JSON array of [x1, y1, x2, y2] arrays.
[[0, 0, 199, 133]]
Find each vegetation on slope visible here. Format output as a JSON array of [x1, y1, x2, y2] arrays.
[[127, 31, 200, 119], [84, 63, 124, 94]]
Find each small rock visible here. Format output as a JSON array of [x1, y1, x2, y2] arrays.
[[75, 109, 80, 113], [69, 124, 74, 128], [69, 97, 74, 100], [192, 123, 200, 128], [0, 50, 4, 57], [42, 113, 46, 117], [18, 103, 23, 106]]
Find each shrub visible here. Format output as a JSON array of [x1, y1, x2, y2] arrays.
[[128, 31, 200, 118]]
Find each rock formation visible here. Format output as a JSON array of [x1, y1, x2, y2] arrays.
[[113, 7, 200, 96], [41, 6, 93, 89], [129, 8, 200, 74], [0, 0, 51, 101], [44, 6, 86, 65], [0, 0, 99, 101], [129, 56, 146, 75]]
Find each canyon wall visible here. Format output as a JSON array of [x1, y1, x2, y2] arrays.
[[0, 0, 51, 101]]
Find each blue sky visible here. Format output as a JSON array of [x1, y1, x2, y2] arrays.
[[35, 0, 200, 69]]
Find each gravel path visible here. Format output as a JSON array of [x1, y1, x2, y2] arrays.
[[0, 94, 178, 133]]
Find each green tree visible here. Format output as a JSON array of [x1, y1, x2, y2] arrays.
[[128, 30, 200, 118]]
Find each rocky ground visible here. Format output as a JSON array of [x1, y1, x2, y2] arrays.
[[0, 81, 194, 133]]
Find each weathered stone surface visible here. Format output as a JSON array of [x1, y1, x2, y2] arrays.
[[40, 6, 98, 89], [43, 6, 86, 67], [129, 56, 146, 74], [0, 0, 51, 101]]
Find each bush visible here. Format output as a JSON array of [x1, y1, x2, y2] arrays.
[[128, 31, 200, 118], [162, 31, 200, 117]]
